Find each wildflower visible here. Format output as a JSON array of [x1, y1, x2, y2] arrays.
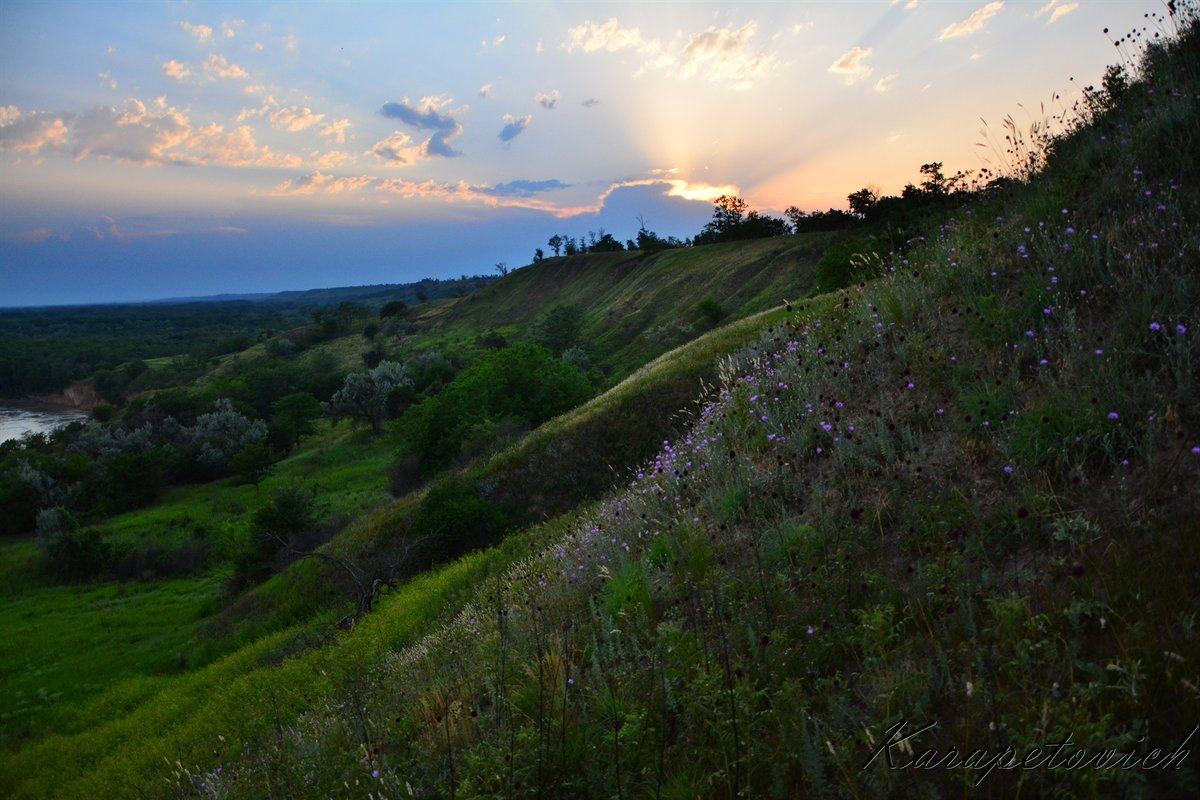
[[1039, 358, 1048, 365], [1003, 465, 1014, 474], [1095, 348, 1104, 355], [372, 770, 381, 779], [1108, 411, 1120, 420], [1026, 330, 1035, 338], [568, 677, 575, 686], [807, 626, 815, 635], [1066, 227, 1076, 235], [1149, 322, 1162, 331], [906, 382, 915, 390], [936, 408, 945, 415], [1177, 324, 1189, 334]]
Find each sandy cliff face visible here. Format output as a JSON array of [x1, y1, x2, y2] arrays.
[[32, 382, 100, 411]]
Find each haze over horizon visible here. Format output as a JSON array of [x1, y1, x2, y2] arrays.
[[1, 0, 1151, 307]]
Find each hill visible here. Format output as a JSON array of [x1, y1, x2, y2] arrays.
[[2, 7, 1199, 798]]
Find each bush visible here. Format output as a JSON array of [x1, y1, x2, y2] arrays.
[[410, 475, 506, 563], [697, 296, 727, 325]]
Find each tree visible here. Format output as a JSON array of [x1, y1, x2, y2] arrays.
[[847, 187, 879, 218], [379, 300, 408, 319], [531, 304, 583, 355], [268, 393, 319, 451], [495, 261, 510, 276], [548, 234, 564, 257], [325, 360, 412, 432], [231, 442, 276, 491]]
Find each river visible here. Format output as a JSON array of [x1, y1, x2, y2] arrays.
[[0, 402, 89, 444]]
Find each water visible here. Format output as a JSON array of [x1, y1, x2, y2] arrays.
[[0, 403, 89, 444]]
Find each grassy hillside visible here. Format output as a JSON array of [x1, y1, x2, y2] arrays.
[[125, 11, 1197, 798], [427, 236, 822, 382], [4, 8, 1199, 799]]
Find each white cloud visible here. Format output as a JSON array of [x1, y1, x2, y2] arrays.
[[493, 34, 506, 46], [1036, 0, 1078, 24], [565, 18, 652, 54], [536, 90, 560, 109], [221, 19, 244, 39], [874, 73, 898, 92], [479, 83, 494, 98], [98, 72, 118, 90], [938, 2, 1004, 41], [676, 22, 780, 90], [180, 21, 214, 45], [565, 17, 779, 90], [829, 46, 873, 85]]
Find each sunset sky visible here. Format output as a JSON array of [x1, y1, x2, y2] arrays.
[[0, 1, 1152, 306]]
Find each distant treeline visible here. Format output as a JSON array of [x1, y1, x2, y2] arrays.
[[536, 161, 998, 260], [0, 276, 494, 397]]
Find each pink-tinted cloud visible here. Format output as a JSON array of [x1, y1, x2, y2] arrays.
[[0, 107, 73, 154], [271, 105, 326, 132], [186, 123, 303, 168], [163, 60, 191, 80], [180, 21, 214, 44], [71, 99, 191, 165], [202, 54, 248, 79]]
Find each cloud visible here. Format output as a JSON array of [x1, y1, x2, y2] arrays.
[[270, 169, 735, 220], [829, 46, 873, 85], [582, 98, 600, 108], [938, 2, 1004, 41], [319, 118, 352, 144], [98, 72, 118, 90], [892, 0, 919, 8], [493, 34, 506, 46], [536, 90, 560, 109], [370, 131, 426, 165], [676, 21, 780, 90], [565, 17, 779, 89], [479, 179, 571, 197], [185, 122, 303, 168], [308, 149, 353, 170], [0, 107, 73, 156], [71, 99, 191, 165], [202, 54, 248, 79], [14, 229, 53, 244], [273, 171, 376, 196], [1036, 0, 1078, 24], [180, 21, 214, 44], [270, 106, 325, 133], [163, 59, 191, 80], [565, 18, 651, 53], [221, 19, 244, 39], [498, 113, 531, 143], [378, 96, 465, 157], [874, 73, 898, 92], [479, 83, 493, 98]]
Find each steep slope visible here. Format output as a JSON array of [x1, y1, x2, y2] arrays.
[[4, 9, 1198, 799], [425, 236, 822, 380], [149, 12, 1199, 798]]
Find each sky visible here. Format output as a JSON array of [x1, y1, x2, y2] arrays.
[[0, 0, 1155, 307]]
